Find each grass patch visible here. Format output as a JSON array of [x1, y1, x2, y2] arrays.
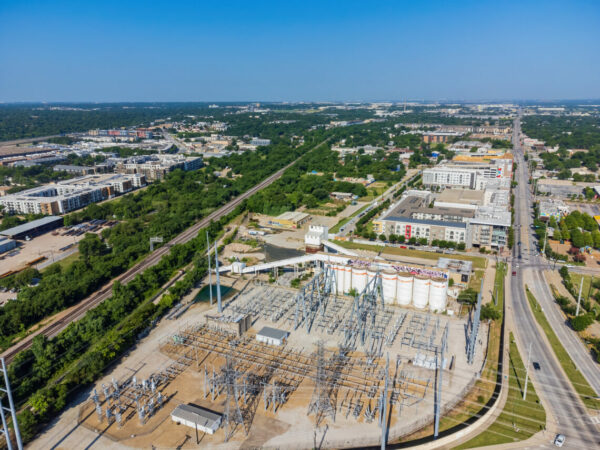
[[569, 273, 593, 301], [457, 332, 546, 448], [525, 287, 600, 411], [330, 203, 370, 233], [334, 240, 487, 269], [41, 251, 80, 272]]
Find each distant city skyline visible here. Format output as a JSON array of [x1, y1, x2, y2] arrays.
[[1, 0, 599, 102]]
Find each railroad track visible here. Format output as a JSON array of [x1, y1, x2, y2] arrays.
[[1, 143, 325, 364]]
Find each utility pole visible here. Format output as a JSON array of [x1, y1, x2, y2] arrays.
[[206, 232, 213, 306], [214, 242, 222, 313], [523, 342, 533, 400], [576, 276, 584, 316], [0, 358, 22, 450], [381, 353, 389, 450]]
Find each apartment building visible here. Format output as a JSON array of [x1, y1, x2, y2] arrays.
[[114, 155, 203, 181], [422, 159, 512, 189], [0, 174, 146, 215]]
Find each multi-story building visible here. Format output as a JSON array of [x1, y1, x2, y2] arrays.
[[250, 138, 271, 147], [373, 190, 511, 249], [0, 174, 146, 215], [422, 159, 512, 189], [114, 155, 203, 181]]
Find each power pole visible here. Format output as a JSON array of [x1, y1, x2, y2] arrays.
[[576, 276, 584, 316], [523, 342, 533, 400], [0, 358, 22, 450], [542, 228, 547, 256], [206, 232, 213, 306], [214, 242, 222, 313], [381, 353, 389, 450], [434, 325, 448, 438]]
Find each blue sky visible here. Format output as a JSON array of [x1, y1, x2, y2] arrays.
[[1, 0, 599, 102]]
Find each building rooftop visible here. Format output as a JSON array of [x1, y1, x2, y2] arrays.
[[436, 189, 485, 206], [0, 216, 63, 237], [171, 404, 221, 425], [276, 211, 310, 222], [437, 257, 473, 275], [257, 326, 289, 340]]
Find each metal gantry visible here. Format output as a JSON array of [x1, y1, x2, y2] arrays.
[[434, 323, 449, 438], [307, 341, 337, 425], [0, 358, 22, 450], [466, 280, 483, 365], [293, 265, 337, 332]]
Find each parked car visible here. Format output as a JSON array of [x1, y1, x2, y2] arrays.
[[553, 434, 565, 447], [512, 271, 517, 276]]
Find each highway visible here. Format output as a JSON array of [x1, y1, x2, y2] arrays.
[[0, 140, 326, 364], [509, 115, 599, 448]]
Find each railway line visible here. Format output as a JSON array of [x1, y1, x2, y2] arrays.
[[1, 142, 325, 364]]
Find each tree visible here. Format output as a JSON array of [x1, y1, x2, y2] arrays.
[[571, 228, 585, 248], [571, 313, 594, 331], [584, 232, 594, 248], [78, 233, 105, 262], [457, 242, 466, 250], [553, 229, 562, 242], [592, 230, 600, 248], [379, 233, 387, 242], [481, 303, 501, 321]]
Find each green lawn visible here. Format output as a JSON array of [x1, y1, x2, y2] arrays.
[[569, 273, 593, 301], [526, 287, 600, 411], [330, 203, 370, 233], [41, 251, 80, 272], [457, 332, 546, 448], [335, 240, 487, 269]]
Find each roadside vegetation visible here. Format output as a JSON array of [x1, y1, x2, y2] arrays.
[[525, 287, 600, 410], [457, 332, 546, 448]]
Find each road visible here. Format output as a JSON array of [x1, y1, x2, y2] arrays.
[[0, 141, 326, 364], [510, 114, 599, 448]]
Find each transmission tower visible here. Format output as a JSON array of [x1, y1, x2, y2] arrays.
[[434, 324, 449, 438], [214, 242, 222, 313], [206, 232, 213, 306], [222, 356, 247, 441], [308, 341, 336, 425], [0, 358, 22, 450]]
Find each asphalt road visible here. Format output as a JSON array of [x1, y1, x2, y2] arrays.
[[510, 115, 599, 448], [1, 141, 326, 363]]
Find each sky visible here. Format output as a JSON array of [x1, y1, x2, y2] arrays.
[[1, 0, 599, 102]]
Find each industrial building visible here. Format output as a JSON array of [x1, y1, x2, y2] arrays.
[[170, 404, 222, 434], [0, 174, 146, 215], [0, 237, 17, 254], [256, 326, 289, 346], [269, 211, 311, 229], [0, 216, 63, 240]]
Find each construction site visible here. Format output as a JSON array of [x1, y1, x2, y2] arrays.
[[68, 240, 488, 449]]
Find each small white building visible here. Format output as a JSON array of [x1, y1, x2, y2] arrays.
[[171, 404, 222, 435], [256, 326, 289, 346]]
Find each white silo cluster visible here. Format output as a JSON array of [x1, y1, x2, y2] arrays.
[[331, 263, 448, 312]]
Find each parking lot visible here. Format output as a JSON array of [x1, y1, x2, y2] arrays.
[[0, 220, 116, 277]]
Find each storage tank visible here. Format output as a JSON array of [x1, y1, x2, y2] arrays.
[[352, 267, 367, 294], [412, 276, 431, 309], [429, 278, 448, 312], [396, 273, 413, 306], [367, 267, 378, 287], [334, 264, 345, 294], [343, 265, 353, 293], [381, 270, 397, 304]]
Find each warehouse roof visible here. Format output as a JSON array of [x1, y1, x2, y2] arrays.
[[171, 404, 221, 425], [0, 216, 63, 238], [257, 326, 289, 340]]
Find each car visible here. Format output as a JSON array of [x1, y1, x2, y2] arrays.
[[533, 362, 540, 370], [553, 434, 566, 447], [512, 271, 517, 276]]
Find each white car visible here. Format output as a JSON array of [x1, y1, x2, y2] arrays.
[[554, 434, 565, 447]]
